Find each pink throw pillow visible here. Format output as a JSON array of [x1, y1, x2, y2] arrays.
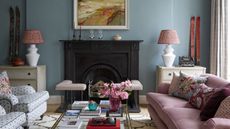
[[200, 88, 230, 121], [0, 71, 11, 94], [189, 83, 214, 109]]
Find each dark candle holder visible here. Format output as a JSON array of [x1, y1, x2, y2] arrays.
[[79, 25, 82, 41], [72, 29, 77, 40]]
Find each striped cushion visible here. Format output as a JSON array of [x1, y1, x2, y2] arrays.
[[0, 71, 11, 94]]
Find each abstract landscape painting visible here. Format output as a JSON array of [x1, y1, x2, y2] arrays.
[[74, 0, 128, 29]]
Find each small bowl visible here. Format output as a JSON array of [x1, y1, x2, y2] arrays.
[[113, 34, 122, 40], [88, 102, 98, 111]]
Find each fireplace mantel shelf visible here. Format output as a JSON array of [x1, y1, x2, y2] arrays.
[[60, 40, 143, 43]]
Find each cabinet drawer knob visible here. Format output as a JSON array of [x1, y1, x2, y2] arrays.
[[168, 73, 172, 76], [27, 72, 31, 75]]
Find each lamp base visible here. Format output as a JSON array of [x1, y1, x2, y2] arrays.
[[162, 44, 176, 67], [26, 44, 40, 67]]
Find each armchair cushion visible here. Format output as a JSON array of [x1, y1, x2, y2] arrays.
[[0, 93, 19, 105], [13, 91, 49, 112], [0, 112, 26, 129], [0, 71, 11, 94], [11, 85, 36, 96], [0, 105, 6, 115]]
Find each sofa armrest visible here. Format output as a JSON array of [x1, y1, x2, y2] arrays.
[[0, 94, 18, 113], [202, 118, 230, 129], [11, 85, 36, 95], [157, 83, 170, 94]]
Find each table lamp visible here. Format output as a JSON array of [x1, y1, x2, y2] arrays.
[[158, 30, 180, 67], [23, 30, 44, 67]]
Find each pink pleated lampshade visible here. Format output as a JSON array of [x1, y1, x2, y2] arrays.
[[158, 30, 180, 44], [23, 30, 44, 44]]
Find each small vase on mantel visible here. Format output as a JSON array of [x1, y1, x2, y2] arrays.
[[109, 97, 121, 112]]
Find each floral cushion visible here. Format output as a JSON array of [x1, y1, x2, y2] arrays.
[[189, 83, 215, 109], [0, 71, 11, 94], [169, 72, 208, 100]]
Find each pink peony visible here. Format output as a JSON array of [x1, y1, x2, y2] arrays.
[[99, 80, 131, 100]]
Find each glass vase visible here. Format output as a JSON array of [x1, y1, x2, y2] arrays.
[[109, 97, 121, 112]]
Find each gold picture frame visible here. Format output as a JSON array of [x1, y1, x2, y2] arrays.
[[73, 0, 129, 30]]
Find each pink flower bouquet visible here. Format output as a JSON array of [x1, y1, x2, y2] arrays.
[[99, 80, 132, 100]]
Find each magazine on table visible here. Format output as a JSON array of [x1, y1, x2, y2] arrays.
[[64, 109, 80, 119]]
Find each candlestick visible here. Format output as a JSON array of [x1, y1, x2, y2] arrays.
[[72, 22, 77, 40], [79, 25, 82, 40]]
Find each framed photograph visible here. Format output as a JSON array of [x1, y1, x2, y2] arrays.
[[73, 0, 129, 30]]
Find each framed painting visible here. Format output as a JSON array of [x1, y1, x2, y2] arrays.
[[73, 0, 129, 30]]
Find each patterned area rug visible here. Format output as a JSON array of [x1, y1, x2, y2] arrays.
[[28, 112, 157, 129], [28, 113, 60, 129]]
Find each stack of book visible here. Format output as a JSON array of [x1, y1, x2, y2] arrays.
[[58, 109, 82, 129], [64, 110, 80, 120], [71, 101, 89, 109], [79, 106, 101, 120]]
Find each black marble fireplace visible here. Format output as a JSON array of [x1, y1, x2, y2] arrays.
[[60, 40, 143, 112]]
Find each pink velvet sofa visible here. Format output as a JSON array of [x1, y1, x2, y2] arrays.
[[147, 74, 230, 129]]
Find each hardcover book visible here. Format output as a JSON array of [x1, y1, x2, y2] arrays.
[[86, 119, 120, 129]]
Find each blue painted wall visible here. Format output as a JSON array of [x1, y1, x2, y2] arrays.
[[0, 0, 26, 64], [1, 0, 211, 95]]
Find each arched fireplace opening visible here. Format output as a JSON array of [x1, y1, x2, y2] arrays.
[[82, 64, 122, 84], [81, 64, 122, 98]]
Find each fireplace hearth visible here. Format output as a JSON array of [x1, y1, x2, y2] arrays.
[[60, 40, 143, 112]]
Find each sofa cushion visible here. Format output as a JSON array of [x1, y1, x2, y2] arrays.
[[0, 112, 26, 129], [147, 93, 191, 109], [189, 83, 214, 109], [168, 72, 180, 95], [0, 71, 11, 94], [200, 88, 230, 121], [169, 72, 208, 100], [13, 91, 49, 112], [163, 107, 202, 129], [215, 96, 230, 119]]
